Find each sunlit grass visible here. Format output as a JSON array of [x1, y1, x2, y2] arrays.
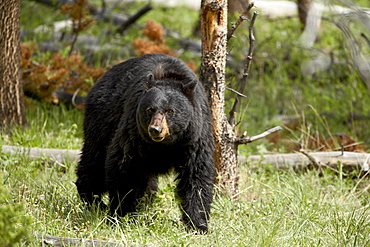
[[1, 101, 83, 149], [1, 150, 369, 246]]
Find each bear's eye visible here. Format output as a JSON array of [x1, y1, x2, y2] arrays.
[[146, 106, 156, 114], [165, 108, 174, 114]]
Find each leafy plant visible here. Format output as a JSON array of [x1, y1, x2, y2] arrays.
[[0, 174, 32, 246], [21, 43, 105, 104]]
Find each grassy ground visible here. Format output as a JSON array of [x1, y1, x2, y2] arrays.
[[1, 0, 370, 245], [1, 120, 370, 245]]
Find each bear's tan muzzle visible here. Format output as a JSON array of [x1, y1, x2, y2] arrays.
[[148, 112, 170, 142]]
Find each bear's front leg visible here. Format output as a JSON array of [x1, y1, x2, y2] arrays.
[[105, 161, 140, 216], [176, 155, 215, 233], [105, 146, 157, 217], [76, 146, 107, 207]]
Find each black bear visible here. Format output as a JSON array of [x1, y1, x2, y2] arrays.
[[76, 53, 215, 232]]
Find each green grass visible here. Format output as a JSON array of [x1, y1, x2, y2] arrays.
[[2, 102, 83, 149], [1, 145, 369, 246]]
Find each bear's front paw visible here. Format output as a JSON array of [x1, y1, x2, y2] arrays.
[[181, 217, 209, 234]]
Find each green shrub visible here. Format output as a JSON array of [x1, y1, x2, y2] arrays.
[[0, 176, 32, 246]]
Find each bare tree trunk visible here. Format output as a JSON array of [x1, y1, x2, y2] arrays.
[[200, 0, 239, 197], [0, 0, 27, 131]]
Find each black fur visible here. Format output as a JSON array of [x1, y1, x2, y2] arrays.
[[76, 53, 215, 232]]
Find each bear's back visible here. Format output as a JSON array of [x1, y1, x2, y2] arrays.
[[86, 54, 200, 113], [95, 54, 197, 92]]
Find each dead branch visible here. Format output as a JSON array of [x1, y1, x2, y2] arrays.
[[225, 86, 248, 98], [227, 2, 255, 41], [117, 4, 153, 34], [234, 126, 282, 145], [228, 10, 258, 126], [299, 148, 319, 167]]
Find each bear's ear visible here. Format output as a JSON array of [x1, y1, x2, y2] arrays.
[[182, 80, 197, 97], [146, 74, 156, 89]]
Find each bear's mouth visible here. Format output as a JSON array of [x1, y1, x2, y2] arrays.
[[151, 136, 165, 142], [148, 126, 168, 142]]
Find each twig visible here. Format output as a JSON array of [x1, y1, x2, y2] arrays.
[[299, 148, 319, 167], [72, 87, 81, 108], [299, 148, 341, 173], [69, 28, 79, 56], [117, 4, 152, 34], [234, 126, 282, 145], [228, 11, 258, 126], [227, 2, 255, 41], [226, 86, 248, 98]]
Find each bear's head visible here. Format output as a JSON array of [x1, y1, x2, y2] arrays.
[[137, 74, 197, 144]]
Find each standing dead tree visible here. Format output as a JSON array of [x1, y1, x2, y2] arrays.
[[200, 0, 236, 195], [200, 1, 281, 197]]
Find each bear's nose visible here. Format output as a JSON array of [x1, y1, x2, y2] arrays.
[[149, 126, 162, 136]]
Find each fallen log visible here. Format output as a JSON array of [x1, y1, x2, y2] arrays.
[[247, 151, 370, 173], [37, 234, 125, 247], [2, 145, 369, 173], [1, 145, 80, 164]]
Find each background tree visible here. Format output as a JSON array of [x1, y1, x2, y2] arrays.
[[0, 0, 27, 131]]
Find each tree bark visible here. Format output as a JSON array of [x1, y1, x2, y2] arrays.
[[0, 0, 27, 131], [200, 0, 239, 197]]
